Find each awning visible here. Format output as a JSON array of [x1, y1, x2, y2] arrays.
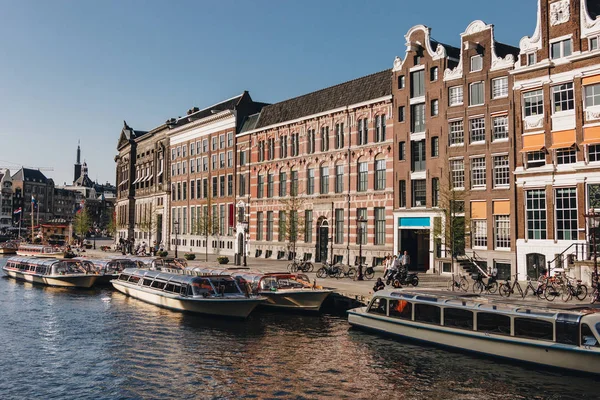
[[493, 200, 510, 215], [520, 145, 546, 153], [549, 142, 575, 150], [520, 133, 545, 153], [583, 126, 600, 146], [132, 176, 141, 184], [157, 170, 163, 177], [583, 75, 600, 86], [549, 129, 576, 150], [470, 201, 487, 219], [145, 174, 154, 182]]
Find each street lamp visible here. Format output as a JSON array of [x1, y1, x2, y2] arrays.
[[357, 216, 367, 281], [242, 220, 249, 267], [173, 220, 179, 259], [585, 208, 600, 300]]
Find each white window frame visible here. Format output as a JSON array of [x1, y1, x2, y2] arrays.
[[494, 215, 511, 250], [449, 86, 463, 106], [492, 115, 509, 141], [584, 83, 600, 108], [470, 156, 486, 188], [449, 120, 464, 146], [554, 187, 578, 240], [525, 189, 547, 240], [493, 155, 510, 188], [556, 148, 576, 165], [470, 117, 486, 143], [469, 81, 485, 106], [492, 77, 508, 99], [472, 219, 487, 248], [550, 38, 572, 60], [450, 159, 465, 189], [523, 89, 544, 117], [552, 82, 574, 113], [590, 36, 599, 51], [470, 55, 483, 72]]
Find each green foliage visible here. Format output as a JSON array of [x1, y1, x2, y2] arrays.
[[158, 251, 169, 257], [216, 256, 229, 264], [184, 253, 196, 261], [73, 209, 92, 238]]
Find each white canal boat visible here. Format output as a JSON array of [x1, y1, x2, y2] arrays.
[[185, 267, 333, 311], [16, 244, 64, 258], [2, 256, 99, 288], [111, 268, 265, 318], [348, 289, 600, 375]]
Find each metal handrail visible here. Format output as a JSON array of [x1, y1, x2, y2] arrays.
[[546, 242, 587, 276], [463, 252, 489, 279]]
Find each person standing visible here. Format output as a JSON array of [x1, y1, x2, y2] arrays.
[[401, 250, 411, 271]]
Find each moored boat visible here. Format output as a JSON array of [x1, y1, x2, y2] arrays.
[[2, 256, 99, 288], [0, 240, 19, 254], [185, 267, 332, 311], [83, 258, 139, 285], [112, 255, 188, 270], [111, 268, 265, 318], [348, 289, 600, 374], [16, 244, 64, 258]]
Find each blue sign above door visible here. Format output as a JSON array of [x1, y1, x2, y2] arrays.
[[398, 217, 431, 227]]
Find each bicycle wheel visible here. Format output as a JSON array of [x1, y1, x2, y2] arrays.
[[515, 283, 525, 299], [392, 279, 402, 288], [447, 279, 455, 291], [347, 267, 357, 280], [591, 289, 599, 304], [576, 284, 588, 301], [304, 262, 314, 273], [410, 275, 419, 287], [364, 268, 374, 280], [561, 287, 572, 302], [487, 281, 498, 294], [316, 267, 327, 278], [460, 277, 469, 292], [472, 281, 484, 294], [499, 283, 511, 297], [544, 284, 559, 301], [333, 267, 343, 279], [287, 263, 297, 273]]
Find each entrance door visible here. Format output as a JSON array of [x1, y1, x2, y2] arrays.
[[526, 253, 546, 278], [316, 221, 329, 263], [156, 215, 163, 245], [400, 229, 430, 272]]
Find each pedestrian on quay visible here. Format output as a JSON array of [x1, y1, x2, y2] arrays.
[[373, 278, 385, 292], [401, 250, 411, 271]]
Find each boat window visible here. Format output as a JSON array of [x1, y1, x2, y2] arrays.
[[164, 283, 175, 292], [555, 314, 580, 345], [368, 298, 387, 315], [260, 277, 278, 291], [514, 318, 553, 341], [192, 279, 214, 296], [582, 324, 599, 347], [180, 285, 189, 296], [118, 274, 130, 281], [389, 300, 412, 320], [151, 280, 166, 289], [477, 313, 511, 336], [142, 278, 153, 286], [444, 308, 473, 330], [415, 304, 441, 325], [128, 275, 141, 284]]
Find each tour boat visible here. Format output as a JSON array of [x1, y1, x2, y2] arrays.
[[84, 258, 139, 285], [2, 256, 99, 288], [16, 244, 64, 258], [114, 255, 188, 270], [185, 267, 332, 311], [111, 268, 265, 318], [348, 289, 600, 375], [0, 240, 18, 254]]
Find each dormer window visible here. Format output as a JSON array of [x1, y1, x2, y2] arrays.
[[414, 54, 422, 66], [527, 53, 536, 66], [470, 55, 483, 72], [590, 37, 599, 51], [551, 39, 572, 59]]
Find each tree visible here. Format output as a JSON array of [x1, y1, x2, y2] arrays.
[[193, 197, 219, 261], [106, 211, 117, 238], [137, 203, 158, 245], [73, 208, 92, 240], [279, 191, 306, 260]]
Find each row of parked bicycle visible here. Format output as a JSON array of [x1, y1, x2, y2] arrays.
[[447, 271, 600, 303], [287, 259, 376, 280]]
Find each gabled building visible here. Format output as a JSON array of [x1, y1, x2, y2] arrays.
[[0, 169, 13, 231], [11, 167, 54, 227], [513, 0, 600, 278], [240, 71, 394, 266]]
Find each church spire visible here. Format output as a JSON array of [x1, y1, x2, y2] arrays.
[[76, 140, 81, 164]]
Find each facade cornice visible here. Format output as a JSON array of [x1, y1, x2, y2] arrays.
[[167, 110, 235, 137]]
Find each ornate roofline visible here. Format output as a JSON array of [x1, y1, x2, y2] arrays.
[[518, 0, 542, 54], [393, 25, 447, 72], [581, 0, 600, 37]]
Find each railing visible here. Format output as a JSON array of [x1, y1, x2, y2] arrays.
[[546, 242, 589, 276]]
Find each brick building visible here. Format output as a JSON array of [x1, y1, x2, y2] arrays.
[[513, 0, 600, 278], [239, 71, 394, 266]]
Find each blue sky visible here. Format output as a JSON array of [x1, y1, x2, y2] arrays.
[[0, 0, 536, 185]]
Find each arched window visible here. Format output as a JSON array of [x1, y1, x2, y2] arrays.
[[279, 168, 287, 197], [357, 158, 368, 192], [290, 168, 298, 196], [335, 163, 344, 193], [257, 174, 264, 199], [267, 170, 274, 198], [306, 166, 315, 195], [375, 155, 386, 190], [320, 164, 329, 194]]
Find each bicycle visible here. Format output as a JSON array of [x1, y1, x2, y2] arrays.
[[521, 275, 545, 299], [335, 264, 357, 280], [287, 259, 314, 273], [499, 274, 524, 298], [359, 264, 375, 280], [447, 273, 469, 292], [560, 276, 588, 302], [472, 273, 498, 294], [316, 261, 342, 278]]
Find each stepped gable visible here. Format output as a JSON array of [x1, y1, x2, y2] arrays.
[[255, 69, 392, 129]]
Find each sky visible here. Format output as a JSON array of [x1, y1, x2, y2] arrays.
[[0, 0, 537, 186]]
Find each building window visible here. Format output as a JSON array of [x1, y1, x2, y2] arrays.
[[494, 215, 510, 249], [321, 127, 329, 152], [591, 37, 599, 51], [203, 139, 208, 153], [470, 118, 485, 143], [279, 172, 287, 197], [202, 178, 208, 199], [398, 75, 405, 89], [470, 55, 483, 72], [257, 175, 263, 199], [398, 141, 406, 161], [227, 132, 233, 147], [585, 83, 600, 108], [412, 180, 426, 207], [291, 170, 298, 196], [399, 180, 406, 208], [291, 132, 299, 157], [449, 120, 464, 145], [589, 144, 600, 162], [239, 174, 246, 196], [267, 173, 274, 198], [335, 209, 344, 244], [432, 177, 439, 207], [551, 39, 572, 59], [527, 52, 536, 66], [307, 168, 314, 195], [212, 177, 217, 197], [430, 66, 438, 81], [555, 187, 577, 240], [203, 157, 208, 172], [280, 135, 288, 159], [358, 118, 368, 145], [219, 134, 225, 149], [414, 54, 421, 65], [589, 184, 600, 210], [375, 159, 386, 190], [430, 136, 439, 158], [320, 166, 329, 194], [267, 138, 275, 160], [335, 165, 344, 193], [266, 211, 273, 241], [227, 151, 233, 168], [410, 70, 425, 98], [219, 175, 225, 197], [451, 159, 465, 189], [472, 220, 487, 248], [524, 90, 544, 117], [527, 151, 546, 168], [307, 129, 316, 154], [411, 103, 425, 133], [190, 143, 195, 156], [411, 140, 426, 172], [470, 157, 486, 188], [278, 211, 286, 242], [304, 210, 313, 243], [492, 115, 508, 141], [375, 115, 386, 142], [398, 106, 405, 122], [552, 83, 574, 113], [227, 175, 233, 196], [374, 207, 385, 245], [556, 148, 576, 165], [493, 155, 510, 187], [470, 82, 484, 106], [492, 77, 508, 99], [449, 86, 463, 106], [430, 99, 439, 116], [190, 160, 195, 173], [526, 189, 547, 240], [212, 137, 218, 151], [335, 123, 345, 149]]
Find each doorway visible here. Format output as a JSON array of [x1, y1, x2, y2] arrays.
[[399, 229, 430, 272], [156, 214, 163, 245], [315, 218, 329, 263], [526, 253, 546, 278]]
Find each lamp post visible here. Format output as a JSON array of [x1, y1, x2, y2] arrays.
[[357, 216, 367, 281], [585, 208, 599, 301], [173, 220, 179, 259], [242, 220, 248, 267]]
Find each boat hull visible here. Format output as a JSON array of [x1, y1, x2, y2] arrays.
[[0, 248, 16, 254], [2, 268, 98, 288], [112, 281, 263, 318], [16, 251, 64, 258], [259, 289, 331, 311], [348, 310, 600, 375]]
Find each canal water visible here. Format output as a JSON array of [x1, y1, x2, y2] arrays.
[[0, 258, 598, 400]]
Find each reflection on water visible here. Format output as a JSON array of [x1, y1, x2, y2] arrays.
[[0, 257, 598, 399]]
